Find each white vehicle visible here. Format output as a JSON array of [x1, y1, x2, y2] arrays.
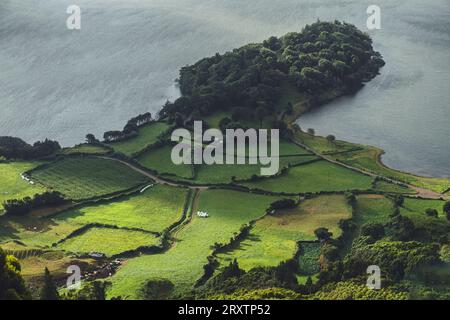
[[197, 211, 209, 218]]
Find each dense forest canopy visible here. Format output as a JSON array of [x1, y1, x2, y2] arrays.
[[0, 136, 60, 160], [159, 21, 385, 125]]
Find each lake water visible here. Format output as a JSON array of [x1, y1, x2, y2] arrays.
[[1, 0, 449, 177]]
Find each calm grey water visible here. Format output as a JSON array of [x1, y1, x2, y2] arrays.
[[1, 0, 449, 177]]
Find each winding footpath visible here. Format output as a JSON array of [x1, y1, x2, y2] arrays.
[[102, 144, 450, 201]]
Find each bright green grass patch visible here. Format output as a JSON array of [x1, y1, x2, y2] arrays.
[[109, 122, 170, 156], [107, 189, 284, 299], [194, 155, 318, 184], [54, 185, 187, 233], [216, 195, 351, 271], [240, 160, 373, 194], [0, 162, 46, 210], [57, 227, 159, 256], [137, 145, 193, 179], [30, 157, 149, 200], [354, 194, 393, 227], [60, 144, 111, 155]]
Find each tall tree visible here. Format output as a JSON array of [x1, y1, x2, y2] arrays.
[[0, 248, 30, 300]]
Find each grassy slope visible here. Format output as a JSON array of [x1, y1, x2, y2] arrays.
[[333, 147, 450, 193], [0, 215, 80, 248], [60, 144, 111, 155], [0, 162, 46, 209], [354, 194, 393, 227], [372, 180, 416, 194], [107, 189, 285, 299], [241, 160, 373, 194], [0, 185, 186, 249], [109, 122, 170, 156], [30, 157, 149, 200], [54, 185, 187, 233], [400, 198, 449, 241], [57, 227, 160, 256], [194, 155, 318, 184], [216, 195, 351, 271]]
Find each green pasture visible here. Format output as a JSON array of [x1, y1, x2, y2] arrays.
[[0, 162, 45, 209], [60, 144, 111, 155], [216, 195, 351, 271], [354, 194, 393, 227], [372, 180, 415, 194], [109, 122, 170, 156], [137, 145, 193, 179], [107, 189, 284, 299], [57, 227, 160, 256], [54, 185, 187, 233], [30, 157, 149, 200], [335, 147, 450, 193], [240, 160, 373, 194], [194, 155, 318, 184]]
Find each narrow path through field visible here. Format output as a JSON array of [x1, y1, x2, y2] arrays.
[[101, 147, 449, 201], [291, 139, 450, 200], [99, 157, 208, 191]]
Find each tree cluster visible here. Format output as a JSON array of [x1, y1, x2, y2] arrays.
[[160, 21, 384, 127], [103, 112, 153, 143], [3, 191, 65, 216], [0, 137, 60, 160]]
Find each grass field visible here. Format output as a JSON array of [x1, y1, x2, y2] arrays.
[[294, 131, 358, 154], [109, 122, 170, 156], [354, 194, 394, 227], [402, 198, 447, 216], [400, 198, 449, 241], [54, 185, 188, 233], [216, 195, 351, 271], [372, 180, 416, 194], [240, 160, 373, 194], [194, 155, 319, 184], [0, 215, 81, 248], [137, 145, 193, 179], [107, 189, 286, 299], [30, 157, 150, 200], [57, 227, 160, 256], [60, 144, 111, 155], [0, 162, 46, 209]]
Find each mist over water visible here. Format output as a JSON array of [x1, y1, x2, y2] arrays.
[[0, 0, 449, 177]]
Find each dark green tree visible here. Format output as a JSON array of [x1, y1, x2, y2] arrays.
[[314, 227, 333, 242], [326, 135, 336, 143], [425, 208, 438, 218], [40, 267, 59, 300], [443, 201, 450, 220], [0, 248, 30, 300]]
